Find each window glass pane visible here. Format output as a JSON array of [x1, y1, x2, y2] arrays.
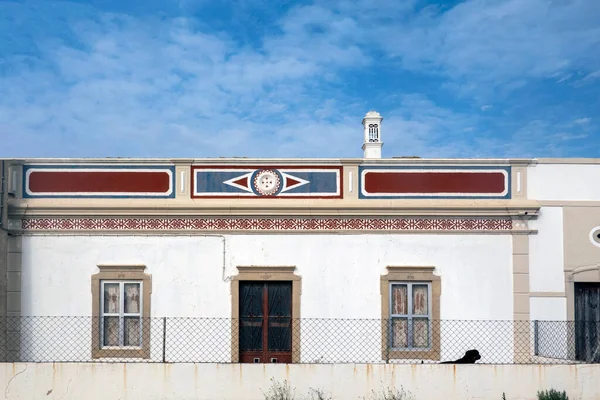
[[391, 318, 408, 348], [103, 283, 120, 314], [391, 284, 408, 315], [412, 318, 430, 348], [412, 285, 429, 315], [124, 316, 141, 346], [103, 316, 120, 346], [124, 283, 141, 314]]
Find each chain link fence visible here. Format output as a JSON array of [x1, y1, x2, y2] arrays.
[[0, 317, 598, 364]]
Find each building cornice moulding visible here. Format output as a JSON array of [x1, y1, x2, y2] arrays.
[[8, 201, 541, 218], [535, 158, 600, 165], [5, 157, 536, 167], [7, 158, 345, 166], [360, 158, 534, 166]]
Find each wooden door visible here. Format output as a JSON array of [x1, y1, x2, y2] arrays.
[[574, 282, 600, 363], [239, 281, 293, 363]]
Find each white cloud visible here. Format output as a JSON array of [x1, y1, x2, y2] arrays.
[[583, 70, 600, 81], [0, 9, 370, 158], [0, 0, 598, 159], [0, 2, 493, 159], [374, 0, 600, 90], [472, 120, 593, 158], [550, 132, 588, 141], [574, 117, 592, 125]]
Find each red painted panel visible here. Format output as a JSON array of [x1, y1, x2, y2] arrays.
[[364, 171, 506, 194], [28, 171, 171, 193]]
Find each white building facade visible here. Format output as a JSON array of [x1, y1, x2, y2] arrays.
[[0, 112, 599, 365]]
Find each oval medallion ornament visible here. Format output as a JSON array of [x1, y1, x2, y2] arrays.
[[253, 170, 281, 196], [590, 226, 600, 248]]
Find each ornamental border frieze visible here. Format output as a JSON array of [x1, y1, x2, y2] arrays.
[[20, 217, 515, 232]]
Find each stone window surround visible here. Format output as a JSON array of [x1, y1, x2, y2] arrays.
[[91, 264, 152, 359], [230, 265, 302, 363], [380, 266, 441, 362]]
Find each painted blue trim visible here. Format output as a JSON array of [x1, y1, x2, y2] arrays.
[[280, 171, 339, 194], [194, 168, 341, 196], [357, 165, 512, 199], [22, 164, 176, 199], [195, 170, 255, 194]]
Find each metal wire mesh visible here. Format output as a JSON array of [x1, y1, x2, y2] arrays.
[[0, 317, 597, 364]]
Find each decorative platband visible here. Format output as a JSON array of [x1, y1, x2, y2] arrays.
[[23, 165, 175, 198], [358, 166, 511, 199], [21, 218, 513, 231], [192, 166, 342, 198]]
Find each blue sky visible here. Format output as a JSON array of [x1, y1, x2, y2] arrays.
[[0, 0, 599, 159]]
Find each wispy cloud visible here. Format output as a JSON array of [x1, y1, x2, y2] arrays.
[[575, 117, 592, 125], [549, 132, 588, 141], [379, 0, 600, 83], [579, 70, 600, 83], [0, 0, 598, 159], [0, 5, 365, 157]]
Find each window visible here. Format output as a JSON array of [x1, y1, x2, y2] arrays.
[[101, 281, 143, 348], [381, 266, 440, 361], [91, 265, 152, 359], [389, 282, 432, 350]]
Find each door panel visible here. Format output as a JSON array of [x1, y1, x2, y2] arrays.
[[574, 282, 600, 363], [239, 281, 292, 363], [268, 283, 292, 317], [239, 282, 264, 355], [240, 282, 264, 317], [267, 282, 292, 356]]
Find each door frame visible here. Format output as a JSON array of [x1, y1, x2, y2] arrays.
[[230, 266, 302, 363], [565, 263, 600, 360]]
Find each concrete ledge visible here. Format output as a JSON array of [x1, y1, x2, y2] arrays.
[[1, 363, 599, 400]]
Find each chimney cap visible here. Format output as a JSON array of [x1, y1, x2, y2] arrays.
[[362, 110, 383, 125], [363, 110, 382, 119]]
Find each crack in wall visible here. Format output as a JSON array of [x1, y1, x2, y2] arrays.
[[4, 365, 27, 399], [57, 379, 72, 400]]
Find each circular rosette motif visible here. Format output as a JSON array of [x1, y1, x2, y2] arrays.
[[590, 226, 600, 248], [252, 169, 283, 196]]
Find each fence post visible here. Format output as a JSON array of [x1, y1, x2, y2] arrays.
[[533, 320, 539, 356], [162, 317, 167, 363], [383, 318, 389, 363]]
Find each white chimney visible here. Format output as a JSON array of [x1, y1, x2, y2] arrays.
[[361, 110, 383, 159]]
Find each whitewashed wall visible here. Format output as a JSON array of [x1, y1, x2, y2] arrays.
[[527, 164, 600, 201], [528, 206, 569, 359], [18, 234, 514, 363], [529, 207, 565, 294]]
